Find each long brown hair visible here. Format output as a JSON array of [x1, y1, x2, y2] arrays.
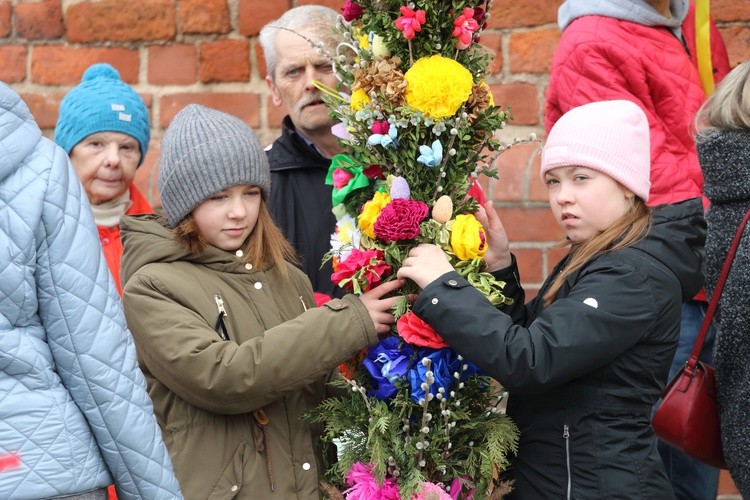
[[542, 200, 652, 307], [173, 196, 299, 279]]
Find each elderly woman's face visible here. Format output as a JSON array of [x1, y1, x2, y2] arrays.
[[69, 131, 141, 205]]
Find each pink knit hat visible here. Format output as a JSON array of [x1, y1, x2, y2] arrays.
[[541, 100, 651, 202]]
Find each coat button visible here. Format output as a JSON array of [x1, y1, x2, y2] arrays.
[[431, 298, 439, 305], [235, 250, 244, 257], [231, 485, 238, 492], [447, 279, 458, 286], [254, 282, 262, 290], [245, 263, 253, 270], [302, 462, 311, 471]]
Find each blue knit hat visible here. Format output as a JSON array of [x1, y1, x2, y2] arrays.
[[54, 63, 150, 165]]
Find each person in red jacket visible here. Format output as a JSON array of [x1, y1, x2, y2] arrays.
[[55, 63, 153, 296], [545, 1, 730, 499]]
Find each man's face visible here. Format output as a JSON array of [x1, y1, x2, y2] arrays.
[[266, 29, 338, 136]]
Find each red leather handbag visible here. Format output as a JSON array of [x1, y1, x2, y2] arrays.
[[652, 206, 750, 469]]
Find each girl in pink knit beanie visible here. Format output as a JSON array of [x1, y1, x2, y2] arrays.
[[396, 100, 706, 498]]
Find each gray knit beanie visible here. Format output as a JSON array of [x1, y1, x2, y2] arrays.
[[158, 104, 271, 228]]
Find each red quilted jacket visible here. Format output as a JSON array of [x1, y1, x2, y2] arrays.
[[546, 3, 729, 208]]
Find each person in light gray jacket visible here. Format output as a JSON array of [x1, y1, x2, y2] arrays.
[[0, 82, 182, 499]]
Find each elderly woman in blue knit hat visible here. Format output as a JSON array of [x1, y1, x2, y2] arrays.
[[55, 63, 152, 294]]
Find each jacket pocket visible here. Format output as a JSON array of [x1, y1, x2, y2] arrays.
[[207, 440, 248, 500]]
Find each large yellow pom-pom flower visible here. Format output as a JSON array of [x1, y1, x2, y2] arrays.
[[451, 214, 487, 260], [358, 191, 391, 238], [350, 88, 371, 111], [404, 56, 473, 118]]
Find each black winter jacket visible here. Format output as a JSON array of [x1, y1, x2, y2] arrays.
[[266, 116, 344, 298], [699, 130, 750, 497], [413, 199, 706, 499]]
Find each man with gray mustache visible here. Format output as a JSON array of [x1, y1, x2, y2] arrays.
[[260, 6, 346, 302]]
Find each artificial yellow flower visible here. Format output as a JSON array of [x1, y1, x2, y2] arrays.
[[451, 214, 487, 260], [404, 56, 473, 118], [350, 88, 371, 111], [358, 191, 391, 238]]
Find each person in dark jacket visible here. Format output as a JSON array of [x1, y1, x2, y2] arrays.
[[695, 60, 750, 498], [398, 100, 706, 499], [259, 6, 345, 302]]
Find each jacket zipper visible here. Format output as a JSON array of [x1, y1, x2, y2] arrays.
[[563, 424, 571, 500], [214, 293, 229, 341]]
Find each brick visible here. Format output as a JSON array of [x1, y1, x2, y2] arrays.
[[490, 142, 542, 202], [266, 95, 286, 128], [489, 83, 539, 126], [0, 46, 28, 83], [297, 0, 342, 9], [31, 46, 139, 85], [15, 0, 64, 40], [149, 44, 197, 85], [66, 0, 176, 43], [20, 92, 64, 129], [719, 26, 750, 68], [159, 93, 261, 129], [0, 2, 11, 38], [134, 138, 162, 209], [500, 206, 560, 242], [713, 0, 750, 23], [512, 248, 543, 284], [199, 40, 250, 83], [509, 29, 561, 74], [238, 0, 292, 37], [487, 0, 563, 29], [179, 0, 230, 34], [255, 42, 268, 79], [478, 33, 503, 74]]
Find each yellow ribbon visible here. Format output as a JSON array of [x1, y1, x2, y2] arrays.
[[695, 0, 714, 95]]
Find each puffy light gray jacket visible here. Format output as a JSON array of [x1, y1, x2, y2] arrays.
[[0, 83, 182, 499]]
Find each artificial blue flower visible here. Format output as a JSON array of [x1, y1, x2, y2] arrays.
[[363, 336, 414, 401], [408, 348, 480, 404], [417, 140, 443, 167], [367, 123, 399, 149]]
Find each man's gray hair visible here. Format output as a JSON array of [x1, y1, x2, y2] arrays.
[[259, 5, 341, 82]]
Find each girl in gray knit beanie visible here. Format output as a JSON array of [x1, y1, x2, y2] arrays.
[[696, 60, 750, 498], [118, 104, 404, 499]]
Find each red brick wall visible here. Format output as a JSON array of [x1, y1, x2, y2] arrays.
[[2, 0, 749, 300]]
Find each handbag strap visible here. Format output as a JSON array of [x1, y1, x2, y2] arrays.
[[686, 205, 750, 368]]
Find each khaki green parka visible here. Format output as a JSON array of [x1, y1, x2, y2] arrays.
[[120, 214, 378, 500]]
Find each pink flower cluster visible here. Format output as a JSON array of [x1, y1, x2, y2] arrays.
[[373, 198, 429, 242]]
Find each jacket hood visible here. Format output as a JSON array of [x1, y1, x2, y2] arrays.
[[697, 129, 750, 205], [120, 214, 250, 288], [0, 83, 43, 183], [632, 197, 706, 300], [558, 0, 688, 32]]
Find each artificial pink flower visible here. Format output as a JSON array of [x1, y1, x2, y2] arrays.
[[397, 311, 449, 349], [344, 462, 401, 500], [331, 248, 392, 292], [332, 168, 355, 189], [370, 120, 390, 135], [452, 7, 479, 49], [373, 198, 428, 242], [413, 481, 453, 500], [342, 0, 365, 21], [395, 6, 427, 40]]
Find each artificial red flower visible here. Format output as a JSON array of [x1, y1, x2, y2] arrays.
[[397, 311, 449, 349], [452, 7, 479, 50], [338, 348, 367, 380], [332, 168, 355, 189], [342, 0, 365, 21], [363, 164, 383, 179], [395, 6, 426, 40], [373, 198, 428, 242], [331, 248, 392, 292]]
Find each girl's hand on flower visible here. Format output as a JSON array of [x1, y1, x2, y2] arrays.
[[360, 278, 404, 334], [475, 200, 512, 272], [397, 244, 454, 289]]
